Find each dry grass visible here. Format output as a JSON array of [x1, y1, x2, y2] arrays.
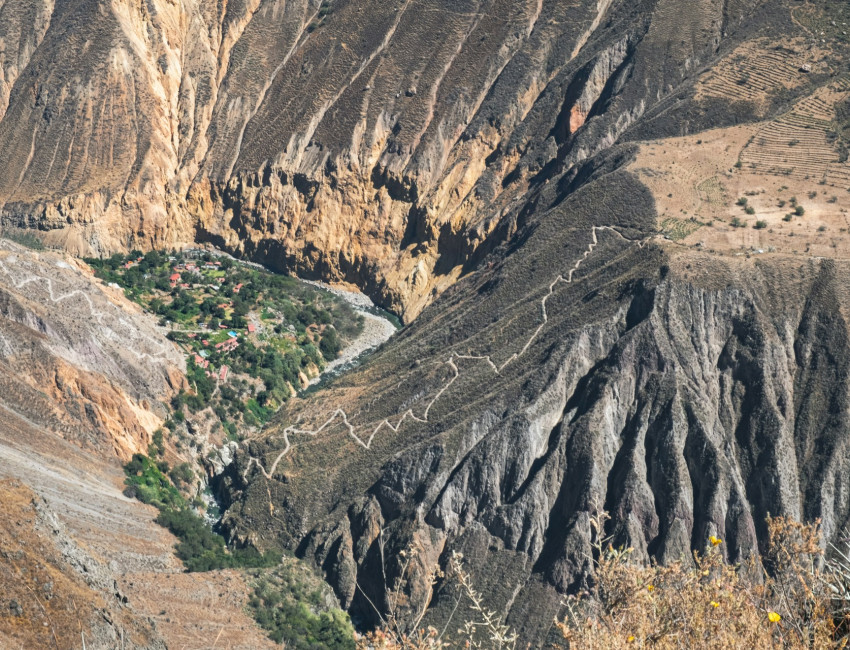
[[555, 510, 848, 650], [357, 509, 850, 650]]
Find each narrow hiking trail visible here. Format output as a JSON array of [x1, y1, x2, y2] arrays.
[[244, 226, 648, 480], [0, 254, 173, 365]]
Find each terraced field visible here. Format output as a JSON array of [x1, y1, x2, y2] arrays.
[[695, 39, 809, 110], [740, 80, 850, 187]]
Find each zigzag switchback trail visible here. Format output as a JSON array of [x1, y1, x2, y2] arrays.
[[5, 0, 850, 646]]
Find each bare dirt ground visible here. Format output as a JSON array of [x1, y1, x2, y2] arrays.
[[117, 570, 272, 650], [631, 81, 850, 260], [0, 380, 278, 649]]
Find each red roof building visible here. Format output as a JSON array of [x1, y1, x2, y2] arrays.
[[215, 338, 239, 352], [169, 273, 180, 282], [247, 323, 256, 333]]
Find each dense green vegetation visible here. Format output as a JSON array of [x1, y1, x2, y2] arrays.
[[247, 562, 356, 650], [86, 248, 363, 436], [101, 249, 370, 646], [123, 453, 184, 509], [123, 451, 278, 571], [124, 448, 355, 646]]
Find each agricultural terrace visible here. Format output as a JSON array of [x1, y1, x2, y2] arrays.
[[85, 249, 364, 438]]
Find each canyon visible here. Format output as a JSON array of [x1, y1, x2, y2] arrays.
[[3, 0, 850, 646]]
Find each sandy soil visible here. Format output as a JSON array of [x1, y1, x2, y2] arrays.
[[631, 117, 850, 260]]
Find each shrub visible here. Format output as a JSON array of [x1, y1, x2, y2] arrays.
[[251, 598, 354, 649], [745, 206, 756, 215], [169, 462, 194, 485], [754, 220, 767, 229], [736, 197, 748, 207], [795, 205, 806, 216], [2, 229, 45, 250], [154, 507, 278, 572], [125, 452, 277, 571], [223, 421, 238, 438], [731, 217, 746, 228], [320, 326, 341, 360], [247, 558, 356, 650], [148, 428, 165, 458], [124, 454, 184, 509], [553, 510, 847, 650]]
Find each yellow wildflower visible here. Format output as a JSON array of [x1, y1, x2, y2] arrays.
[[709, 535, 722, 546], [710, 601, 720, 608], [647, 584, 655, 592], [768, 612, 782, 623], [627, 635, 636, 643]]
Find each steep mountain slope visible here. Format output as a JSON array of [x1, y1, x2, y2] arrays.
[[4, 0, 850, 646], [0, 241, 278, 648], [0, 479, 165, 649], [209, 0, 850, 644], [0, 239, 184, 459], [0, 0, 820, 320]]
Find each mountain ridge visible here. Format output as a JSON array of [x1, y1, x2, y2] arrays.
[[3, 0, 850, 645]]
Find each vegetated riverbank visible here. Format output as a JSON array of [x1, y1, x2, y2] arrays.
[[302, 279, 400, 386], [87, 248, 397, 648]]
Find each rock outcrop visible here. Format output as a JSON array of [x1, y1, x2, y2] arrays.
[[0, 0, 797, 320], [220, 160, 850, 643], [4, 0, 850, 646], [0, 239, 184, 459], [0, 240, 278, 649]]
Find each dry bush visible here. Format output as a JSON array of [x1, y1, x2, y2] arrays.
[[358, 511, 850, 649], [555, 510, 848, 649], [356, 549, 517, 650]]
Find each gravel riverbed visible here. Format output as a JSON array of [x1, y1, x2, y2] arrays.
[[302, 280, 399, 384]]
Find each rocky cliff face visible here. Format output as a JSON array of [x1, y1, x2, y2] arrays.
[[4, 0, 850, 645], [0, 0, 788, 320], [0, 240, 278, 648], [220, 164, 850, 643], [0, 240, 184, 459]]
